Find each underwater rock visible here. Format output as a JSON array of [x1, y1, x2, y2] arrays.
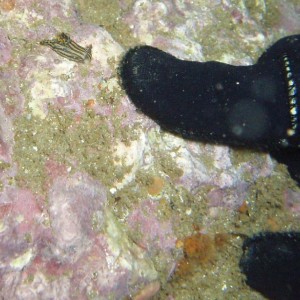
[[0, 173, 159, 299], [1, 0, 299, 298], [0, 28, 12, 66], [270, 148, 300, 186], [119, 35, 300, 183], [240, 232, 300, 300], [48, 173, 107, 261]]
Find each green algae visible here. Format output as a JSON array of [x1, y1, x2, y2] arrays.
[[155, 170, 300, 300], [75, 0, 139, 48], [230, 148, 271, 182], [13, 100, 134, 194], [245, 0, 280, 29]]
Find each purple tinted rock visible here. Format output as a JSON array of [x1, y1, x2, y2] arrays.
[[127, 199, 176, 253], [0, 173, 159, 299], [285, 189, 300, 216], [0, 105, 14, 163], [48, 173, 106, 261], [0, 187, 44, 277], [0, 28, 12, 66]]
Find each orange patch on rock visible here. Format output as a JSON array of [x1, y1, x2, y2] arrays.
[[175, 232, 229, 277], [267, 217, 280, 231], [183, 233, 215, 263], [175, 233, 215, 276], [85, 99, 96, 108], [238, 200, 249, 214], [0, 0, 16, 11], [147, 176, 165, 196]]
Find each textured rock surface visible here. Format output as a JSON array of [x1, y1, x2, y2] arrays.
[[0, 0, 299, 299]]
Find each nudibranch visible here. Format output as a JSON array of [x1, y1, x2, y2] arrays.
[[240, 232, 300, 299], [119, 35, 300, 183], [40, 32, 92, 63]]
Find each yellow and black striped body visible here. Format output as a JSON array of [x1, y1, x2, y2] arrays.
[[40, 33, 92, 63]]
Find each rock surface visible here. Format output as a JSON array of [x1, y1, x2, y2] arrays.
[[0, 0, 299, 299]]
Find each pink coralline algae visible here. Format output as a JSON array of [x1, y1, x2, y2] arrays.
[[0, 28, 12, 66], [285, 189, 300, 216], [0, 187, 42, 268], [0, 105, 14, 163], [0, 173, 158, 299], [127, 200, 176, 253], [48, 173, 106, 261]]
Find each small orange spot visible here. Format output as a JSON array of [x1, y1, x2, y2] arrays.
[[175, 233, 217, 277], [238, 201, 249, 214], [183, 233, 215, 263], [267, 218, 279, 231], [174, 232, 231, 278], [97, 83, 102, 90], [0, 0, 16, 11], [85, 99, 96, 108], [147, 176, 165, 196]]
